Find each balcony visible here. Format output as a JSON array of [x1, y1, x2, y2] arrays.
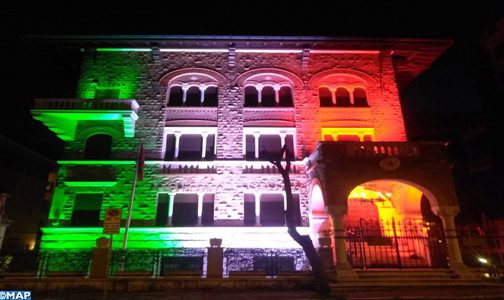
[[31, 99, 139, 141], [319, 107, 373, 127], [243, 107, 295, 127], [165, 107, 218, 126], [308, 141, 447, 163]]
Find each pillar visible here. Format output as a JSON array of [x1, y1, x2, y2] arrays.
[[199, 86, 207, 104], [90, 237, 110, 279], [349, 87, 355, 105], [435, 206, 475, 279], [274, 85, 280, 104], [280, 133, 286, 159], [256, 86, 262, 105], [201, 133, 208, 159], [207, 239, 223, 278], [174, 133, 182, 159], [181, 84, 189, 104], [328, 205, 358, 280], [197, 193, 204, 226], [167, 193, 175, 226], [255, 192, 261, 226], [254, 133, 260, 159], [331, 89, 336, 105]]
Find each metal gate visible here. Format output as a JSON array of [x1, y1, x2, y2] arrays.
[[345, 219, 448, 269]]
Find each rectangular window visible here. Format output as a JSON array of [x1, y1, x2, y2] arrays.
[[202, 194, 215, 226], [178, 134, 202, 160], [204, 134, 215, 160], [244, 193, 256, 226], [71, 193, 103, 227], [260, 193, 285, 226], [259, 135, 281, 160], [164, 134, 176, 160], [172, 194, 198, 226], [155, 193, 170, 226]]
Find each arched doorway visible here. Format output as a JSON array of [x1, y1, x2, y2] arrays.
[[344, 179, 448, 269]]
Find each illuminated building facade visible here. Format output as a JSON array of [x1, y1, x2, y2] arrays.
[[31, 36, 472, 277]]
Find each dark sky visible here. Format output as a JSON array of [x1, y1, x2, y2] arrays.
[[1, 2, 503, 155]]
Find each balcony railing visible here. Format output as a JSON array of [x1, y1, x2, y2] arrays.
[[243, 107, 295, 127], [309, 141, 448, 163], [165, 107, 218, 125], [33, 98, 139, 112]]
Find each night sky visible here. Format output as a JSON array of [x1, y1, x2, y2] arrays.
[[2, 2, 503, 219]]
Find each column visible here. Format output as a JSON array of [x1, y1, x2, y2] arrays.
[[256, 86, 262, 105], [197, 193, 204, 226], [174, 133, 182, 159], [331, 89, 336, 105], [167, 193, 175, 226], [201, 133, 208, 159], [254, 133, 260, 159], [181, 84, 189, 104], [328, 205, 358, 280], [435, 207, 464, 268], [274, 85, 281, 105], [349, 87, 355, 105], [199, 86, 207, 104], [254, 192, 261, 226]]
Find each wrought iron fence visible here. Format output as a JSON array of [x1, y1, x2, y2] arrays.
[[345, 219, 449, 269], [110, 248, 206, 277], [223, 248, 309, 277]]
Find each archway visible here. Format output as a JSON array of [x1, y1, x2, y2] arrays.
[[344, 179, 448, 269], [309, 181, 332, 248]]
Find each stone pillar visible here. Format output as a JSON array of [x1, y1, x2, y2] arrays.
[[255, 192, 261, 226], [90, 237, 110, 279], [274, 85, 280, 104], [349, 87, 355, 105], [201, 133, 208, 159], [435, 206, 475, 279], [207, 238, 223, 278], [256, 86, 262, 105], [331, 89, 336, 105], [328, 205, 357, 280], [174, 133, 182, 159], [199, 86, 207, 104], [167, 193, 175, 226], [253, 133, 260, 159], [181, 84, 189, 104], [197, 193, 204, 226]]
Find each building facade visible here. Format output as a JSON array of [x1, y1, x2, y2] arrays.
[[31, 36, 471, 277]]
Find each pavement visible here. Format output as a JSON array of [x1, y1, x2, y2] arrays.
[[33, 285, 504, 300]]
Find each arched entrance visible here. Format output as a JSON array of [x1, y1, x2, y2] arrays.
[[344, 179, 448, 269]]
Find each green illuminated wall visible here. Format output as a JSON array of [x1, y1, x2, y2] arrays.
[[77, 51, 150, 99]]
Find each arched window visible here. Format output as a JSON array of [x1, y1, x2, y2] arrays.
[[279, 86, 293, 107], [335, 88, 351, 107], [168, 86, 183, 106], [244, 86, 259, 107], [261, 86, 276, 107], [319, 87, 333, 107], [185, 86, 201, 106], [204, 86, 218, 106], [84, 134, 112, 160], [353, 88, 368, 107]]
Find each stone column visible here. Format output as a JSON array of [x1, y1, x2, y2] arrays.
[[197, 193, 204, 226], [349, 87, 355, 105], [167, 193, 175, 226], [199, 86, 207, 104], [256, 86, 262, 105], [181, 84, 189, 104], [331, 89, 336, 105], [201, 133, 208, 159], [254, 192, 261, 226], [254, 133, 260, 159], [279, 133, 286, 159], [434, 206, 474, 279], [274, 85, 281, 105], [90, 237, 110, 279], [328, 205, 357, 280], [174, 133, 182, 159]]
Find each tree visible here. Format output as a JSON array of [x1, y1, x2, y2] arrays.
[[270, 145, 331, 295]]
